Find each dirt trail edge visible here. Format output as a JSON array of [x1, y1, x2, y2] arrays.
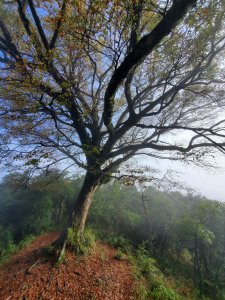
[[0, 233, 136, 299]]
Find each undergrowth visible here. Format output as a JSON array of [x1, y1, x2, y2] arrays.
[[67, 227, 96, 255], [105, 236, 194, 300], [106, 234, 132, 253], [0, 234, 35, 266]]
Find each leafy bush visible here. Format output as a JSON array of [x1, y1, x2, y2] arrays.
[[150, 283, 180, 300], [0, 227, 34, 265], [0, 226, 16, 264], [114, 249, 128, 261], [18, 235, 35, 249], [134, 244, 164, 284], [107, 235, 132, 253], [134, 283, 149, 300], [67, 227, 96, 255]]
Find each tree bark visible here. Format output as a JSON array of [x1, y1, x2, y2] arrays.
[[53, 172, 100, 261], [71, 172, 99, 233]]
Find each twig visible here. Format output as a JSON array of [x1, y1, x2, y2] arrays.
[[25, 259, 41, 275]]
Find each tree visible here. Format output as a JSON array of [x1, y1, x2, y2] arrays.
[[1, 0, 225, 258]]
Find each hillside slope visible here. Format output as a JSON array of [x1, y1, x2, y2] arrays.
[[0, 233, 135, 299]]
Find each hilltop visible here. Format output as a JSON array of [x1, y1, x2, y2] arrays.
[[0, 233, 135, 300]]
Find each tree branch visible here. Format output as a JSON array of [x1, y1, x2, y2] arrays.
[[27, 0, 49, 49], [103, 0, 197, 130], [50, 0, 67, 49]]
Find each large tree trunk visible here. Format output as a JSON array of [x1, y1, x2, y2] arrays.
[[53, 172, 100, 261], [72, 173, 99, 233]]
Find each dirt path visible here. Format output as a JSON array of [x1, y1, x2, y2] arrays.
[[0, 233, 136, 299]]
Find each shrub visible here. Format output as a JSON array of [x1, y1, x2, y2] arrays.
[[134, 283, 149, 300], [150, 283, 180, 300], [114, 249, 128, 261], [67, 227, 96, 255], [135, 244, 164, 284], [107, 235, 132, 253], [0, 227, 35, 265], [0, 226, 16, 264]]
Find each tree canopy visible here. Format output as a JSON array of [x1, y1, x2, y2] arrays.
[[1, 0, 225, 253], [0, 0, 225, 175]]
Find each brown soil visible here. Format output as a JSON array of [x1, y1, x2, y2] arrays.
[[0, 232, 136, 299]]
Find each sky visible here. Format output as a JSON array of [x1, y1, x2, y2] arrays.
[[155, 154, 225, 202]]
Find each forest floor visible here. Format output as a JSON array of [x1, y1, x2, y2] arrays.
[[0, 232, 136, 300]]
